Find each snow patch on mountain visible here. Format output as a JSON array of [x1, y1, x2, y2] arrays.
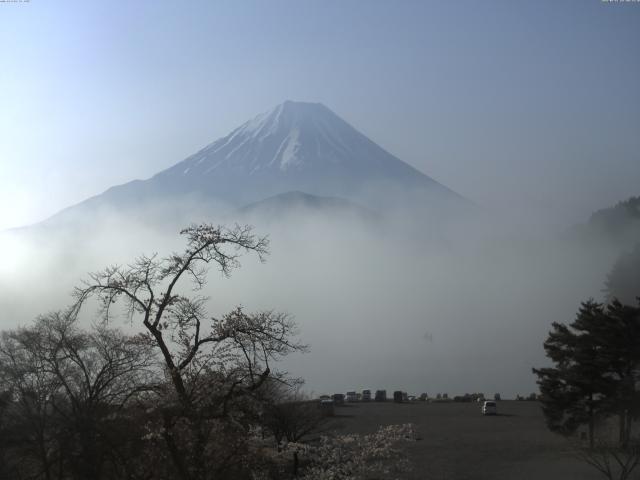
[[273, 128, 301, 170]]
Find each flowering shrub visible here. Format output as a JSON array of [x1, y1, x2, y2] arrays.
[[280, 423, 416, 480]]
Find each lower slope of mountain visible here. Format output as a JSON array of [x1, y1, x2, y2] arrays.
[[237, 191, 378, 224]]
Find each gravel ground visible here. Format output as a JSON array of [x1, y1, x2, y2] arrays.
[[327, 400, 602, 480]]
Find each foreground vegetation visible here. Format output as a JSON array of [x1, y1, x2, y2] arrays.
[[534, 298, 640, 480], [0, 224, 413, 480]]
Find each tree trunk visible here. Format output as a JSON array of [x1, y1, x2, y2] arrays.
[[588, 400, 595, 449], [162, 413, 191, 480], [293, 451, 299, 477]]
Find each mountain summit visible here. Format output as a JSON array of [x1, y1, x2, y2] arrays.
[[160, 100, 431, 179], [43, 101, 469, 226], [149, 100, 465, 208], [174, 101, 360, 175]]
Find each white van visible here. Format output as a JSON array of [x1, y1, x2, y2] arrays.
[[482, 400, 497, 415]]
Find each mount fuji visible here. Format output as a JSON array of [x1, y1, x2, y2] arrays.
[[40, 101, 471, 228]]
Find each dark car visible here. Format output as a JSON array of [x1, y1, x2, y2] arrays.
[[393, 390, 404, 403], [375, 390, 387, 402], [332, 393, 345, 405]]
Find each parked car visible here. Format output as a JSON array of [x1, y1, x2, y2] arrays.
[[346, 391, 358, 402], [482, 400, 497, 415], [362, 389, 372, 402], [318, 395, 335, 416], [332, 393, 345, 405], [375, 390, 387, 402]]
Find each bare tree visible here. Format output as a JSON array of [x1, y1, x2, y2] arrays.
[[0, 311, 157, 480], [72, 224, 306, 480], [261, 382, 328, 446], [576, 440, 640, 480], [0, 327, 57, 480]]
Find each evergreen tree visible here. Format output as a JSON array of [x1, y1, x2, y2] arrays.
[[599, 299, 640, 446], [533, 299, 640, 447]]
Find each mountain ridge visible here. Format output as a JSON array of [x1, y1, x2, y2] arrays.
[[237, 190, 378, 222]]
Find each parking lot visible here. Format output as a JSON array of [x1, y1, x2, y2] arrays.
[[328, 400, 602, 480]]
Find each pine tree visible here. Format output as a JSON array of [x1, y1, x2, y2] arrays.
[[598, 299, 640, 446], [533, 299, 640, 448]]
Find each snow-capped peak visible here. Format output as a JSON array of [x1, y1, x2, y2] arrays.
[[171, 100, 368, 176], [148, 100, 463, 208]]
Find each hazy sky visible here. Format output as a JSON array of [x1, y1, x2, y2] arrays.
[[1, 0, 639, 231]]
